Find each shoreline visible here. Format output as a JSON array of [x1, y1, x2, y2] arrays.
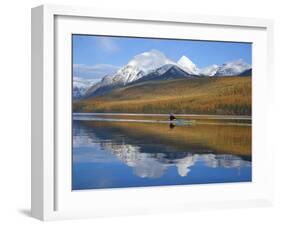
[[73, 112, 252, 120]]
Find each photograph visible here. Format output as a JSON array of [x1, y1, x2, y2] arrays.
[[72, 34, 252, 190]]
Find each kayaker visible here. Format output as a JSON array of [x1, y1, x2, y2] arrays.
[[169, 113, 176, 121]]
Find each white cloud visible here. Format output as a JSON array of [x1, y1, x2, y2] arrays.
[[97, 37, 119, 53], [73, 64, 120, 79]]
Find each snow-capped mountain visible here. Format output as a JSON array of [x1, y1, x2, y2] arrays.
[[133, 64, 197, 84], [199, 59, 251, 76], [199, 64, 219, 76], [177, 55, 199, 75], [82, 50, 251, 98], [73, 77, 99, 99], [85, 50, 199, 98], [238, 68, 252, 76], [107, 49, 175, 85], [85, 50, 174, 97], [215, 59, 251, 76]]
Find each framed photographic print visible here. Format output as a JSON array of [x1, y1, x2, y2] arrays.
[[31, 4, 274, 221]]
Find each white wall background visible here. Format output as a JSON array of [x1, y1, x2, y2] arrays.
[[0, 0, 280, 225]]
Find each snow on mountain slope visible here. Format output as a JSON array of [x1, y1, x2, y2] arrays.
[[110, 49, 175, 84], [215, 59, 251, 76], [132, 64, 197, 84], [85, 50, 178, 97], [199, 64, 219, 76], [82, 49, 251, 98], [238, 68, 252, 76], [73, 77, 99, 99], [127, 49, 174, 74], [177, 55, 199, 75]]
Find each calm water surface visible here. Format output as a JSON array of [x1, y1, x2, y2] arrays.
[[72, 114, 252, 190]]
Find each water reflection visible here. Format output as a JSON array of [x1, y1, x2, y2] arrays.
[[73, 118, 251, 189]]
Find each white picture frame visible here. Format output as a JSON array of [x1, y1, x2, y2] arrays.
[[31, 4, 274, 221]]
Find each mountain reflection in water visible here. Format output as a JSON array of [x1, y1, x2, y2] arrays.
[[72, 118, 252, 190]]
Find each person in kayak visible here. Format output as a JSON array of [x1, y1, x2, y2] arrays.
[[169, 113, 176, 121]]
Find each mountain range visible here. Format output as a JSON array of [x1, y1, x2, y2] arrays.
[[73, 49, 251, 99], [73, 77, 99, 99]]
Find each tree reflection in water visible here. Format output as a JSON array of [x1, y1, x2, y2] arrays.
[[73, 119, 251, 180]]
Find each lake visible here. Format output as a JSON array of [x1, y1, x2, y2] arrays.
[[72, 114, 252, 190]]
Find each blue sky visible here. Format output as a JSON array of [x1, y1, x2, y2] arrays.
[[73, 34, 252, 79]]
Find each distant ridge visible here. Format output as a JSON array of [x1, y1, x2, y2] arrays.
[[238, 69, 252, 76], [74, 50, 252, 99], [73, 76, 252, 115], [130, 64, 198, 84]]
